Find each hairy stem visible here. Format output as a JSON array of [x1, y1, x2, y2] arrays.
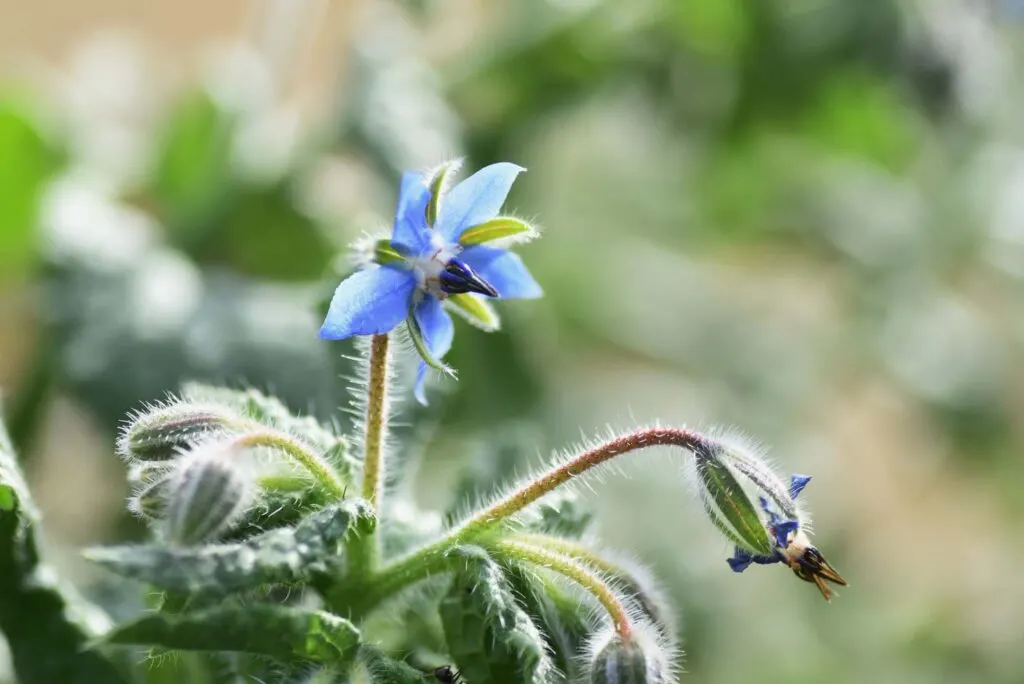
[[235, 431, 345, 498], [492, 538, 634, 644], [348, 333, 392, 576], [348, 428, 712, 616], [361, 334, 391, 509], [457, 427, 709, 539], [510, 533, 621, 575]]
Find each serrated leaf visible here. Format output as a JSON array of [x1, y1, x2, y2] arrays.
[[0, 420, 129, 684], [458, 217, 538, 246], [107, 604, 360, 663], [88, 501, 371, 595], [697, 452, 773, 555], [438, 547, 558, 684], [444, 293, 501, 332]]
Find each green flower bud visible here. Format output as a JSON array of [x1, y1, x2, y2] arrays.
[[586, 624, 675, 684], [164, 444, 253, 545], [127, 475, 173, 522], [118, 401, 240, 463]]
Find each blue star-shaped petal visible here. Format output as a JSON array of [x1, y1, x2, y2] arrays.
[[319, 162, 542, 404]]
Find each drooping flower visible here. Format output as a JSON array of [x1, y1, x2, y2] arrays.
[[319, 160, 542, 403], [726, 473, 847, 601]]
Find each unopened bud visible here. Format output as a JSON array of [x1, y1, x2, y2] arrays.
[[692, 432, 847, 601], [587, 626, 673, 684], [693, 440, 774, 557], [164, 444, 253, 545], [119, 402, 239, 463], [127, 475, 173, 522]]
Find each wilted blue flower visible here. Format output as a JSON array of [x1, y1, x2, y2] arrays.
[[727, 474, 846, 601], [319, 161, 542, 403]]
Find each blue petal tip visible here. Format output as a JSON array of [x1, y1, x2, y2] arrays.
[[789, 474, 812, 499]]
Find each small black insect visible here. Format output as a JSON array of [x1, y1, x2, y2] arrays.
[[433, 665, 465, 683]]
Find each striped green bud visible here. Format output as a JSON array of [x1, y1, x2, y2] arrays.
[[164, 443, 253, 545], [588, 628, 672, 684], [118, 402, 239, 463]]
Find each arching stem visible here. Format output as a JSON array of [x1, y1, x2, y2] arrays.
[[491, 538, 634, 644], [235, 431, 345, 498], [343, 428, 712, 615], [456, 427, 710, 538]]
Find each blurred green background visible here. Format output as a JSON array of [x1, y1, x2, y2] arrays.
[[2, 0, 1024, 682]]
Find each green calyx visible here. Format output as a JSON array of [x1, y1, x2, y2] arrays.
[[695, 448, 774, 556]]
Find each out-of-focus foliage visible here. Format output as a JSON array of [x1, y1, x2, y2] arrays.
[[1, 0, 1024, 682], [0, 421, 126, 683]]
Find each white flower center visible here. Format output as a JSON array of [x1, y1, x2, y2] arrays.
[[410, 238, 459, 298]]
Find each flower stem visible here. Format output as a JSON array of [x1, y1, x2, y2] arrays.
[[235, 431, 345, 498], [457, 427, 710, 539], [344, 428, 712, 616], [349, 333, 392, 576], [510, 532, 620, 575], [492, 538, 634, 644], [361, 333, 391, 511]]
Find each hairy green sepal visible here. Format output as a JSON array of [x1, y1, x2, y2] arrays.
[[696, 452, 773, 555], [445, 293, 501, 332], [459, 217, 537, 246]]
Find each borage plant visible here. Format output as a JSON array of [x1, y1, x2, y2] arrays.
[[0, 161, 846, 684]]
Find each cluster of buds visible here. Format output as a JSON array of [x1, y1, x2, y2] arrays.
[[117, 388, 349, 546]]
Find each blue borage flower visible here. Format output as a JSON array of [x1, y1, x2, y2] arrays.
[[319, 161, 542, 404], [727, 474, 847, 601]]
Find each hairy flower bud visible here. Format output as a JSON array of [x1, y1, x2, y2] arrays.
[[163, 443, 254, 545], [118, 401, 240, 463], [586, 623, 675, 684], [690, 431, 846, 601], [128, 475, 173, 522]]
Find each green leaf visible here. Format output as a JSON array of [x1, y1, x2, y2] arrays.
[[504, 564, 591, 681], [107, 603, 360, 664], [358, 645, 433, 683], [153, 90, 233, 243], [438, 547, 558, 684], [88, 501, 371, 595], [0, 419, 129, 684], [0, 93, 62, 282], [696, 451, 773, 555], [458, 217, 538, 246], [444, 293, 501, 332], [227, 484, 331, 539]]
